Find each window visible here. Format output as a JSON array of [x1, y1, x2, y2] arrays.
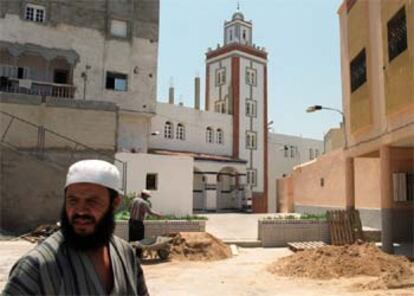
[[284, 145, 289, 157], [290, 146, 297, 158], [246, 68, 257, 86], [215, 100, 226, 113], [350, 49, 366, 92], [176, 123, 185, 140], [247, 169, 257, 186], [246, 131, 257, 150], [106, 72, 127, 91], [242, 30, 246, 40], [216, 129, 223, 144], [229, 30, 233, 41], [315, 149, 320, 158], [245, 100, 257, 117], [146, 173, 158, 190], [53, 69, 69, 84], [216, 68, 226, 86], [393, 173, 414, 202], [309, 148, 314, 160], [206, 127, 214, 143], [25, 4, 45, 22], [110, 19, 128, 38], [387, 7, 407, 62], [164, 121, 173, 139]]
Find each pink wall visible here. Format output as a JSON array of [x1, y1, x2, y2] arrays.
[[277, 149, 382, 210]]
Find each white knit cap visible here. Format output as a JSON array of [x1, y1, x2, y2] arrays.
[[65, 159, 123, 194]]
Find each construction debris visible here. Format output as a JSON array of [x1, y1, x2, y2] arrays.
[[170, 232, 232, 261], [20, 224, 60, 244], [268, 242, 414, 290]]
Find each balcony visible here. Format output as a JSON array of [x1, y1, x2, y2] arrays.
[[0, 64, 75, 99]]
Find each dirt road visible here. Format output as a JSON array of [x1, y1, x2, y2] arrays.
[[1, 240, 413, 295]]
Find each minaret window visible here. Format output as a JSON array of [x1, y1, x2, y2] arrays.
[[247, 169, 257, 186], [176, 123, 185, 140], [229, 30, 233, 41], [245, 100, 257, 117], [242, 30, 246, 40], [216, 69, 226, 86], [246, 131, 257, 150], [164, 121, 174, 139], [206, 127, 214, 143], [246, 68, 257, 86]]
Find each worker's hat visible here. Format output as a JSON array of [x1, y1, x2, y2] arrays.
[[65, 159, 123, 195], [141, 189, 152, 198]]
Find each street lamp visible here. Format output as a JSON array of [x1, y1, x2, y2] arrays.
[[306, 105, 348, 148]]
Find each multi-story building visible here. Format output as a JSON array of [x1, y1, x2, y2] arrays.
[[0, 0, 159, 152], [339, 0, 413, 253]]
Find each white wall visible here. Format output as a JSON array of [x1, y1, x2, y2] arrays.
[[268, 132, 324, 212], [118, 112, 151, 153], [116, 152, 194, 216], [149, 102, 233, 156]]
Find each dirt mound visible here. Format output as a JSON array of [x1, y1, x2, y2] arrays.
[[268, 243, 414, 289], [170, 232, 232, 261]]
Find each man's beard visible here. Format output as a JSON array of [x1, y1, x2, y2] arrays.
[[60, 203, 116, 251]]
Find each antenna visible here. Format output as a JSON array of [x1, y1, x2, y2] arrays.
[[237, 1, 240, 11]]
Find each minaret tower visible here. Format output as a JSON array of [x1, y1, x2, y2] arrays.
[[205, 9, 268, 213]]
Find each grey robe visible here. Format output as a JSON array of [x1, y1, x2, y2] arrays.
[[2, 231, 148, 295]]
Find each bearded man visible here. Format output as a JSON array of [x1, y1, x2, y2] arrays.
[[2, 159, 149, 295]]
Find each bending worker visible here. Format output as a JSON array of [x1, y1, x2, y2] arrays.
[[129, 189, 163, 243], [2, 159, 149, 295]]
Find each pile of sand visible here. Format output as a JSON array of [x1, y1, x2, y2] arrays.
[[268, 243, 414, 290], [170, 232, 232, 261]]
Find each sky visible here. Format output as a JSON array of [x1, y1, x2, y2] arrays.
[[157, 0, 344, 140]]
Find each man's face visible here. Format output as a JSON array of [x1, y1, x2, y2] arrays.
[[65, 183, 111, 235], [61, 183, 120, 250]]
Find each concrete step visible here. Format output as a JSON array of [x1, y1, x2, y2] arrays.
[[223, 239, 262, 248]]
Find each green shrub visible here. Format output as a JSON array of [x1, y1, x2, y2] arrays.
[[114, 211, 208, 221], [262, 212, 327, 221]]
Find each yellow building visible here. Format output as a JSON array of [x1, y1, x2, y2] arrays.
[[338, 0, 413, 253]]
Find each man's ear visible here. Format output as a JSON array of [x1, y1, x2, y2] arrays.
[[112, 195, 122, 211]]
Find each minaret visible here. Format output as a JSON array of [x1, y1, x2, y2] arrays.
[[205, 9, 268, 213]]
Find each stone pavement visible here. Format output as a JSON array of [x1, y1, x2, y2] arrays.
[[200, 213, 283, 243]]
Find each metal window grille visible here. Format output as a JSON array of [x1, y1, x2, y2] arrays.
[[206, 127, 213, 143], [216, 129, 223, 144], [350, 49, 366, 92], [176, 124, 185, 140], [25, 7, 34, 21], [387, 7, 407, 62], [164, 122, 173, 139]]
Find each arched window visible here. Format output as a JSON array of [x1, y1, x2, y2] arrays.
[[177, 123, 185, 140], [206, 127, 214, 143], [216, 128, 223, 144], [164, 121, 173, 139]]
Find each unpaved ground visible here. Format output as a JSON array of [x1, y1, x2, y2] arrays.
[[144, 247, 414, 296], [1, 240, 413, 295]]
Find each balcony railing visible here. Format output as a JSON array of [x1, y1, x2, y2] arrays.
[[0, 77, 76, 99]]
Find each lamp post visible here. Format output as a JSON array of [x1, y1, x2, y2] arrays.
[[306, 105, 348, 149]]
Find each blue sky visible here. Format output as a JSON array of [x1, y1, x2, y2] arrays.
[[157, 0, 344, 140]]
